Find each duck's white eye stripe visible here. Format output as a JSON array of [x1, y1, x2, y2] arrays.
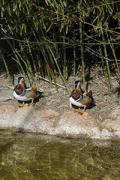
[[19, 78, 24, 83]]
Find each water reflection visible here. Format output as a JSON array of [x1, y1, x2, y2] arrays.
[[0, 130, 120, 179]]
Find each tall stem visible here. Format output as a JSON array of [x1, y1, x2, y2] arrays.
[[79, 1, 86, 89]]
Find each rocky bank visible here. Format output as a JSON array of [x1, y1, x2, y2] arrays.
[[0, 72, 120, 140]]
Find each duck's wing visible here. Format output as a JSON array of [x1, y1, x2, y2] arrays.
[[24, 89, 33, 98], [80, 95, 94, 107]]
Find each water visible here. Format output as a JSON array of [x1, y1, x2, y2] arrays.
[[0, 130, 120, 180]]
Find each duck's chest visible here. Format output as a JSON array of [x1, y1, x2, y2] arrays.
[[14, 85, 25, 95], [71, 89, 83, 100]]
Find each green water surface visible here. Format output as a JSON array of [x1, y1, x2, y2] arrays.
[[0, 130, 120, 180]]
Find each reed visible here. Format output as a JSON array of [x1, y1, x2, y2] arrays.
[[1, 53, 10, 77], [78, 1, 86, 89], [0, 0, 120, 89], [101, 29, 112, 89]]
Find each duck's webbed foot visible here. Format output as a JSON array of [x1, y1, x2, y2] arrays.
[[18, 101, 25, 108], [73, 105, 87, 115], [31, 98, 35, 106], [83, 105, 87, 112]]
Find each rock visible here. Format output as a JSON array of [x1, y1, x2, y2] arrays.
[[0, 103, 120, 140], [0, 104, 17, 128], [101, 107, 120, 138], [0, 89, 13, 102], [55, 111, 101, 139]]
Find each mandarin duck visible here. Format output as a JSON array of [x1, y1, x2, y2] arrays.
[[13, 77, 28, 96], [69, 80, 94, 114], [13, 77, 41, 106]]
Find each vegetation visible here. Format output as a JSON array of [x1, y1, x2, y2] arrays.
[[0, 0, 120, 89]]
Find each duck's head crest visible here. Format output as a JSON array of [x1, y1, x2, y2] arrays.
[[18, 77, 25, 84], [75, 80, 81, 88]]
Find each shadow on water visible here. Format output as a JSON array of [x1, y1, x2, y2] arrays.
[[0, 130, 120, 179]]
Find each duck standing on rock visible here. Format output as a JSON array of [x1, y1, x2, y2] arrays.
[[13, 77, 41, 106], [13, 77, 28, 96], [69, 80, 94, 114]]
